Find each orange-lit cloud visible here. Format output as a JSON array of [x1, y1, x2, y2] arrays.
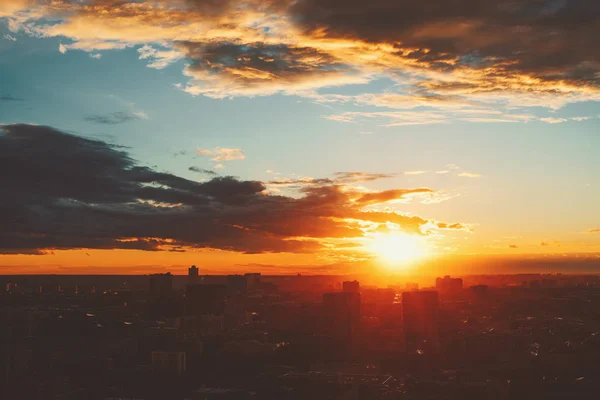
[[2, 0, 599, 113], [0, 124, 465, 258]]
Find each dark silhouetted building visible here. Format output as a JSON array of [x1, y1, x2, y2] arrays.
[[151, 351, 186, 376], [470, 284, 488, 296], [436, 275, 463, 292], [149, 273, 173, 298], [402, 291, 439, 351], [343, 280, 360, 293], [188, 265, 199, 277], [244, 273, 261, 291], [185, 284, 228, 316], [322, 292, 361, 346], [226, 275, 247, 294]]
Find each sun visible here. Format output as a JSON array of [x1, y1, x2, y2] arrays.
[[370, 233, 426, 266]]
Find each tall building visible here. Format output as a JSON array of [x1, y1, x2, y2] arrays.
[[244, 273, 261, 291], [185, 284, 228, 316], [436, 275, 463, 292], [322, 292, 361, 345], [151, 351, 186, 376], [226, 275, 247, 294], [402, 291, 439, 351], [342, 280, 360, 294], [188, 265, 199, 285], [148, 273, 173, 298]]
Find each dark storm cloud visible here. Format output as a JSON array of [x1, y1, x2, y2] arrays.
[[289, 0, 600, 85], [188, 166, 217, 175], [85, 111, 144, 125], [0, 124, 459, 254], [177, 40, 359, 96]]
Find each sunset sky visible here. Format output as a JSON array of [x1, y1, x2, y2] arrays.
[[1, 0, 599, 275]]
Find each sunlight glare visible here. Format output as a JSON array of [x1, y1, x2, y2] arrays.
[[370, 233, 426, 267]]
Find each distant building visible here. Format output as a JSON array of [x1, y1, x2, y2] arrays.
[[185, 284, 228, 316], [342, 280, 360, 293], [244, 273, 261, 291], [226, 275, 247, 294], [151, 351, 186, 376], [149, 273, 173, 298], [470, 285, 488, 296], [322, 292, 361, 345], [402, 290, 439, 351], [405, 282, 419, 291], [188, 265, 199, 276], [436, 275, 463, 292]]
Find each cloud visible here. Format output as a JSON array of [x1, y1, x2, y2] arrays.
[[588, 229, 600, 233], [0, 95, 24, 101], [404, 170, 426, 175], [178, 41, 367, 98], [332, 171, 396, 183], [90, 53, 102, 59], [188, 166, 217, 175], [540, 117, 568, 124], [3, 34, 17, 41], [356, 188, 434, 206], [458, 172, 482, 178], [0, 124, 463, 255], [6, 0, 600, 119], [196, 147, 246, 162], [509, 244, 518, 249], [268, 171, 396, 186], [85, 111, 147, 125], [137, 44, 181, 69]]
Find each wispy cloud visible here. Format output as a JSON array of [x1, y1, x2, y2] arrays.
[[0, 95, 24, 101], [196, 147, 246, 162], [458, 172, 482, 179], [188, 167, 217, 175], [85, 111, 147, 125]]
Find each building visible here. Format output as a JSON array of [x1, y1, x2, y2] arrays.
[[148, 273, 173, 298], [151, 351, 186, 376], [244, 273, 261, 291], [436, 275, 463, 292], [470, 285, 488, 296], [226, 275, 247, 294], [185, 284, 228, 316], [188, 265, 199, 277], [322, 292, 361, 345], [402, 291, 439, 351], [342, 280, 360, 293]]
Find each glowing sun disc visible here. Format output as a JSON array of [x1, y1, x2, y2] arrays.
[[370, 233, 425, 265]]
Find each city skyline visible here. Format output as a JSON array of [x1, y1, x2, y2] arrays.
[[1, 0, 600, 275]]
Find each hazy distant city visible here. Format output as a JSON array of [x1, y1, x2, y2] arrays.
[[2, 269, 600, 399]]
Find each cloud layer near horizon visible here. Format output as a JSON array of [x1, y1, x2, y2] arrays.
[[0, 124, 463, 255], [3, 0, 600, 120]]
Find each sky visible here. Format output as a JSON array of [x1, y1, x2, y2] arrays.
[[0, 0, 599, 275]]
